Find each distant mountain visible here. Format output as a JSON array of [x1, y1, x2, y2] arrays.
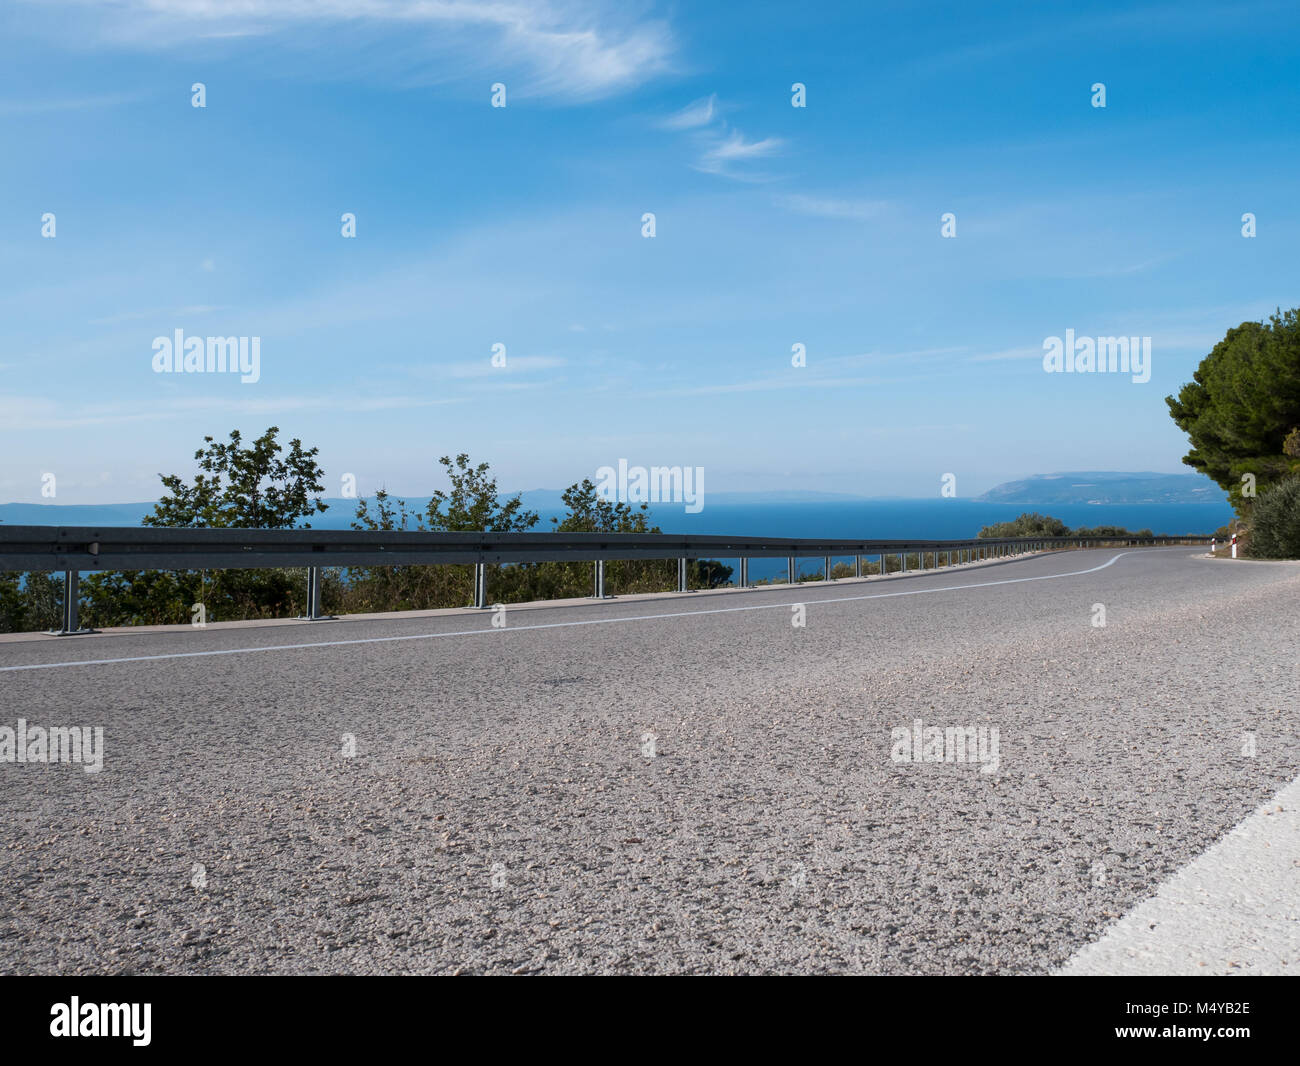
[[975, 472, 1225, 506], [0, 502, 158, 526], [1, 476, 1228, 527]]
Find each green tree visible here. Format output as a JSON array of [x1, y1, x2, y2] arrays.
[[146, 426, 328, 529], [345, 456, 540, 612], [550, 478, 654, 535], [531, 478, 674, 597], [82, 427, 327, 628], [1166, 310, 1300, 512], [426, 453, 537, 533]]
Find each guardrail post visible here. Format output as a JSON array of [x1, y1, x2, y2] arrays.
[[824, 555, 832, 582], [472, 562, 488, 609], [901, 552, 907, 573], [677, 557, 688, 592], [855, 554, 862, 578], [739, 557, 749, 587], [49, 569, 92, 636], [785, 557, 794, 584], [299, 565, 335, 620], [593, 560, 611, 598]]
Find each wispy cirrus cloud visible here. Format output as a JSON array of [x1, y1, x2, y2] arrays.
[[0, 390, 462, 431], [695, 129, 783, 178], [650, 346, 962, 396], [777, 193, 893, 221], [658, 93, 717, 130], [657, 93, 783, 180], [0, 90, 151, 115], [20, 0, 676, 100], [968, 345, 1042, 363]]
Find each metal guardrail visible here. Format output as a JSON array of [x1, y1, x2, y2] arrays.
[[0, 525, 1214, 636]]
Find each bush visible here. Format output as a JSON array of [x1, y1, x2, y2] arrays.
[[978, 513, 1068, 538], [1247, 475, 1300, 558], [1072, 525, 1153, 538], [0, 572, 62, 633]]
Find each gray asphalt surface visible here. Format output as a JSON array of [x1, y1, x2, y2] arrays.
[[1, 547, 1297, 975]]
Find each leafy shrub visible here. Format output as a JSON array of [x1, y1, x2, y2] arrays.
[[978, 513, 1068, 538], [1247, 475, 1300, 558]]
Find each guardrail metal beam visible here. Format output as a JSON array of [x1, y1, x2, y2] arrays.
[[0, 527, 1215, 634], [0, 526, 1212, 574]]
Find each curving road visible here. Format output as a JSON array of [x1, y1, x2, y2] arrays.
[[1, 547, 1297, 974]]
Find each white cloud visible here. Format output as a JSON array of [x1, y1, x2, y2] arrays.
[[658, 93, 716, 130], [31, 0, 675, 100], [968, 345, 1043, 363], [777, 194, 892, 221], [439, 354, 567, 379], [694, 129, 783, 178], [0, 91, 150, 115], [0, 390, 461, 430], [657, 93, 782, 180]]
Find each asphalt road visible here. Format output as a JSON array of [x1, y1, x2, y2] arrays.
[[1, 547, 1297, 975]]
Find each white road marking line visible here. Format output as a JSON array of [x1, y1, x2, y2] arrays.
[[0, 550, 1153, 673], [1057, 773, 1300, 975]]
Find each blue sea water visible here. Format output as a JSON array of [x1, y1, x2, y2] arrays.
[[3, 498, 1231, 586], [644, 500, 1230, 539], [614, 499, 1232, 583]]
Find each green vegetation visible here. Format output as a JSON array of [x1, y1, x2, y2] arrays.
[[1245, 475, 1300, 559], [976, 513, 1153, 539], [0, 571, 61, 633], [79, 427, 330, 627], [145, 427, 328, 529], [1166, 309, 1300, 512], [977, 512, 1068, 538], [0, 429, 736, 632], [1165, 308, 1300, 557]]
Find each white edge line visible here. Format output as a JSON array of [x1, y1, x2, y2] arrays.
[[0, 550, 1146, 673]]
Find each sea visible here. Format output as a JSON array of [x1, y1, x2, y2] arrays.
[[553, 498, 1233, 583], [1, 498, 1232, 585]]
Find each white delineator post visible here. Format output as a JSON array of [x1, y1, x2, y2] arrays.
[[1210, 537, 1216, 555], [1231, 533, 1238, 559]]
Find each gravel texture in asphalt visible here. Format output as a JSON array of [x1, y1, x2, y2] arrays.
[[1, 548, 1297, 974]]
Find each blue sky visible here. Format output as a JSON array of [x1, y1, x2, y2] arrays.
[[1, 0, 1298, 505]]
